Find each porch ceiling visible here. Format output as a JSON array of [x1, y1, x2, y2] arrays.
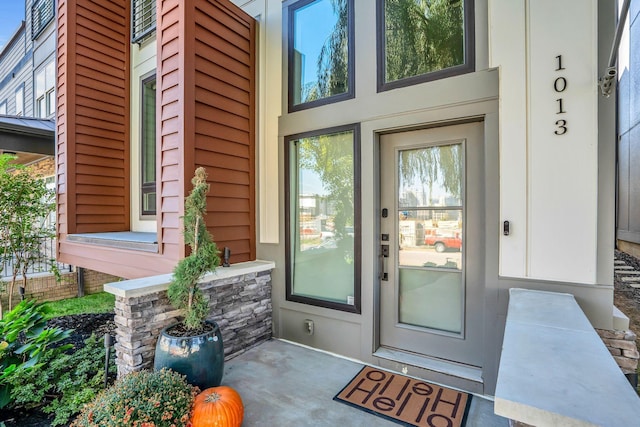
[[0, 115, 55, 157]]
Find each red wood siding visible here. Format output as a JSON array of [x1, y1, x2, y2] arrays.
[[56, 0, 130, 237], [158, 0, 187, 259], [193, 0, 256, 262], [159, 0, 256, 262], [56, 0, 255, 278]]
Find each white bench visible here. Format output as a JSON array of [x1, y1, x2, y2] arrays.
[[495, 288, 640, 426]]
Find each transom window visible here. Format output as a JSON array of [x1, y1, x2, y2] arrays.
[[285, 124, 360, 312], [377, 0, 475, 91], [288, 0, 354, 112], [132, 0, 157, 43], [32, 0, 54, 39]]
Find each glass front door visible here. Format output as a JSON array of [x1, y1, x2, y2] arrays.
[[379, 122, 484, 367]]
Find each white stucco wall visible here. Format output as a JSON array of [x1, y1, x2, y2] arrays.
[[490, 0, 600, 284]]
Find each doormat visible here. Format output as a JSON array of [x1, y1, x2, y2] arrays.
[[334, 366, 472, 427]]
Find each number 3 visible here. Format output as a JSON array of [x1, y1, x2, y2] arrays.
[[554, 119, 567, 135]]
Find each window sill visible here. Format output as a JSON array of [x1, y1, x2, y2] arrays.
[[66, 231, 158, 253]]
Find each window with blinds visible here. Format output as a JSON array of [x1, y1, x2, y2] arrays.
[[32, 0, 54, 39], [132, 0, 156, 43]]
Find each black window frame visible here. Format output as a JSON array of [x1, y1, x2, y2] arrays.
[[376, 0, 475, 93], [287, 0, 356, 113], [284, 123, 361, 313], [141, 73, 157, 217], [132, 0, 157, 44], [32, 0, 55, 40]]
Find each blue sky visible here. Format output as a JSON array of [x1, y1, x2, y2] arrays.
[[0, 2, 25, 52]]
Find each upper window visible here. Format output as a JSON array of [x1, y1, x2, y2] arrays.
[[141, 75, 157, 217], [36, 61, 55, 118], [288, 0, 354, 112], [132, 0, 157, 43], [0, 101, 6, 115], [32, 0, 55, 39], [377, 0, 474, 92], [15, 85, 24, 116], [285, 124, 360, 312]]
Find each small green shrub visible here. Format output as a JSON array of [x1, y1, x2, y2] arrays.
[[8, 334, 116, 426], [0, 300, 72, 408], [71, 369, 198, 427]]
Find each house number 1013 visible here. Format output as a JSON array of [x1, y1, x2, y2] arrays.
[[554, 55, 567, 135]]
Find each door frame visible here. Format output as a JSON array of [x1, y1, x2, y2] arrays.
[[373, 117, 488, 366]]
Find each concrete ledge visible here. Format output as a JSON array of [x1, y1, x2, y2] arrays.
[[613, 305, 630, 330], [104, 260, 276, 298], [68, 232, 158, 253], [495, 288, 640, 426]]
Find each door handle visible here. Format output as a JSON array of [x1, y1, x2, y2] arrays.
[[380, 244, 389, 281]]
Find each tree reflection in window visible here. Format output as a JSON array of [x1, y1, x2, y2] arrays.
[[288, 127, 359, 309], [383, 0, 466, 84], [291, 0, 352, 107]]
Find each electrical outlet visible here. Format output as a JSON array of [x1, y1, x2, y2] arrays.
[[304, 319, 314, 335]]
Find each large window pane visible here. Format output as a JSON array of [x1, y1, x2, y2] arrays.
[[289, 0, 353, 110], [287, 126, 360, 311], [380, 0, 473, 89]]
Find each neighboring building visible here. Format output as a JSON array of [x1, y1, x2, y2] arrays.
[[0, 0, 57, 164], [0, 0, 56, 120], [617, 1, 640, 258], [55, 0, 620, 397]]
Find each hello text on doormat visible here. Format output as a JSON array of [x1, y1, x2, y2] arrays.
[[334, 366, 471, 427]]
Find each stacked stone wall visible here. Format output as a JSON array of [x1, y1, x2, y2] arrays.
[[596, 328, 639, 374], [113, 270, 272, 377]]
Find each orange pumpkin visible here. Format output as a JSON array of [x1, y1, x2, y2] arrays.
[[190, 386, 244, 427]]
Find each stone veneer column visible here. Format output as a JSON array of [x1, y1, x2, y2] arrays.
[[107, 261, 274, 377]]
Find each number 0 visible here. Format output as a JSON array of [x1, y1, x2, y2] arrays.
[[554, 77, 567, 92]]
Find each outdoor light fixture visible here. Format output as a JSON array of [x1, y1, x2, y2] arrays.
[[599, 0, 630, 97], [599, 67, 617, 97], [223, 247, 231, 267]]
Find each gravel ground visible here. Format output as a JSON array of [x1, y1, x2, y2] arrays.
[[0, 313, 115, 427], [614, 250, 640, 350]]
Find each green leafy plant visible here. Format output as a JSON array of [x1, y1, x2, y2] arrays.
[[0, 300, 72, 408], [71, 368, 198, 427], [167, 167, 220, 331], [0, 154, 56, 317], [8, 334, 116, 426]]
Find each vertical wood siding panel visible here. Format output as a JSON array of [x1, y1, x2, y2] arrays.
[[56, 0, 76, 251], [192, 0, 256, 262], [158, 0, 185, 258], [57, 0, 130, 243]]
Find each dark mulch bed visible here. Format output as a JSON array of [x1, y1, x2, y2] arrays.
[[0, 313, 115, 427]]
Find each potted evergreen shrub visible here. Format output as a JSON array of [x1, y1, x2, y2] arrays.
[[154, 167, 224, 389]]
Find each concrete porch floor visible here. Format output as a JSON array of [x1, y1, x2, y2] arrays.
[[222, 339, 509, 426]]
